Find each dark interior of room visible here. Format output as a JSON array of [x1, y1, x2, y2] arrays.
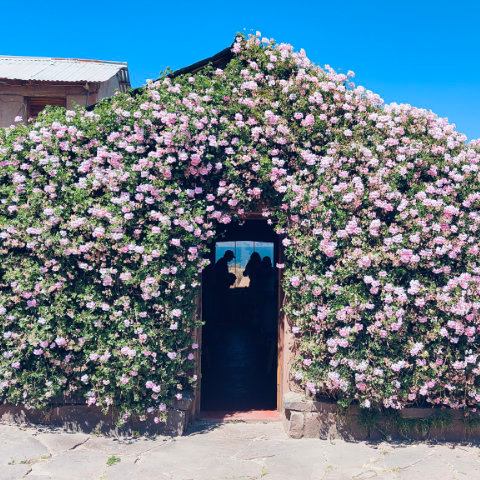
[[200, 219, 278, 412]]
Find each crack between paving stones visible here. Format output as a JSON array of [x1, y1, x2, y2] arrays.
[[69, 437, 90, 451], [352, 456, 425, 479], [19, 437, 89, 477], [21, 452, 53, 478], [396, 458, 425, 471], [231, 434, 273, 462], [241, 454, 276, 461], [131, 438, 175, 464], [22, 467, 33, 478], [227, 439, 276, 479]]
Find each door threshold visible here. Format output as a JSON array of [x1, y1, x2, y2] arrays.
[[198, 410, 282, 422]]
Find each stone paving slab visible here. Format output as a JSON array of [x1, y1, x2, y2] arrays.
[[0, 421, 479, 479]]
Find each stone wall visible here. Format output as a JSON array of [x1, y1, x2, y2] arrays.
[[0, 394, 193, 436], [283, 392, 480, 442]]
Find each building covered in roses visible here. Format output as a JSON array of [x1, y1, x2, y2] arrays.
[[1, 35, 480, 440]]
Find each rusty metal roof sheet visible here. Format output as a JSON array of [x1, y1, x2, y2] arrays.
[[0, 56, 128, 83]]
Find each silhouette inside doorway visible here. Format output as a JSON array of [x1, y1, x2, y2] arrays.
[[201, 220, 278, 411]]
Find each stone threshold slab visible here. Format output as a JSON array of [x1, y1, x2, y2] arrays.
[[198, 410, 282, 422]]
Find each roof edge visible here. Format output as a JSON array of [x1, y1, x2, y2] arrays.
[[129, 44, 234, 97], [0, 55, 128, 66], [169, 45, 234, 78]]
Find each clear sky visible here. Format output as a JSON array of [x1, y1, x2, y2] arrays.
[[1, 0, 479, 139]]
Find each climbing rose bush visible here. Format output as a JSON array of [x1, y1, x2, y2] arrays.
[[1, 33, 480, 419]]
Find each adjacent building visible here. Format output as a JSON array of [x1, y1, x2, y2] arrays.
[[0, 55, 130, 127]]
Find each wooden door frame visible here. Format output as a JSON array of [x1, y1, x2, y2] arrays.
[[192, 212, 286, 416], [276, 236, 285, 412]]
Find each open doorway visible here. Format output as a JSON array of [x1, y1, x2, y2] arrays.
[[200, 219, 279, 412]]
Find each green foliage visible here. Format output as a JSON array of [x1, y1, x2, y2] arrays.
[[106, 455, 121, 466]]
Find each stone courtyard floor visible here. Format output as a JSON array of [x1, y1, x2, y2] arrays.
[[1, 420, 480, 480]]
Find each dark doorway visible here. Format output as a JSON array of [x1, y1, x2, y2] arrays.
[[200, 219, 278, 412]]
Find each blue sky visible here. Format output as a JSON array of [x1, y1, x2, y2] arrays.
[[2, 0, 479, 138], [216, 242, 274, 267]]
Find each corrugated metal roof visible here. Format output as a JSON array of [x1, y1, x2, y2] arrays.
[[0, 55, 128, 83]]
